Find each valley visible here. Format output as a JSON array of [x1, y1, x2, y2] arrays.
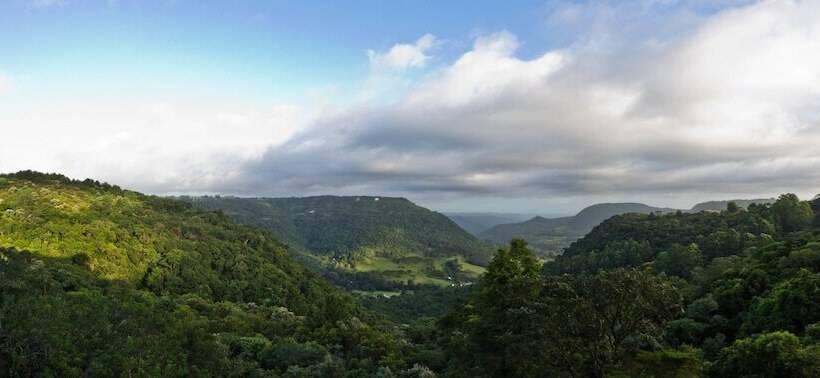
[[7, 2, 820, 376], [2, 171, 820, 376], [182, 195, 492, 292]]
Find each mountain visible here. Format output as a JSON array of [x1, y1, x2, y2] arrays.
[[480, 203, 674, 256], [445, 212, 533, 235], [574, 203, 676, 228], [0, 171, 414, 376], [690, 198, 776, 212], [184, 195, 493, 290]]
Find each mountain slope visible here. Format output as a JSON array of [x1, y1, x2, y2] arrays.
[[0, 171, 412, 376], [185, 195, 492, 288], [480, 202, 674, 256]]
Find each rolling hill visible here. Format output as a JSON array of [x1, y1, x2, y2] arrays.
[[184, 195, 493, 289], [0, 171, 417, 376], [480, 203, 675, 256]]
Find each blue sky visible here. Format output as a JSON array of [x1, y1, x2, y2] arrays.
[[1, 1, 550, 100], [0, 0, 748, 100], [2, 0, 819, 214]]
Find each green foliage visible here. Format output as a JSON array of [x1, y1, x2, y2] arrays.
[[710, 331, 820, 377], [654, 243, 704, 279], [5, 172, 820, 377], [535, 193, 820, 377], [608, 348, 705, 378], [0, 173, 417, 376], [0, 173, 336, 314], [470, 240, 543, 376], [359, 286, 472, 324], [545, 208, 776, 276], [437, 240, 681, 377], [743, 270, 820, 335], [771, 194, 814, 234]]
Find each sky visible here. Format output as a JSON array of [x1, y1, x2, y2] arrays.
[[2, 0, 820, 214]]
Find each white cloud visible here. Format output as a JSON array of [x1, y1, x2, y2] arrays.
[[367, 34, 439, 71], [404, 30, 565, 108], [236, 0, 820, 207], [0, 100, 310, 194], [8, 0, 820, 212]]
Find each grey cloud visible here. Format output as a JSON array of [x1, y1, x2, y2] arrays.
[[224, 1, 820, 206]]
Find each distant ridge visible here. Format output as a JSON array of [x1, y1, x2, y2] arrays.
[[479, 198, 788, 256], [480, 203, 674, 256], [445, 212, 533, 235], [689, 198, 776, 212]]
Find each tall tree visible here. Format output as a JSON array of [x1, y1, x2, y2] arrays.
[[473, 239, 542, 377], [529, 269, 681, 377], [771, 194, 814, 234]]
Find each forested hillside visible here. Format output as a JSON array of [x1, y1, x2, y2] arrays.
[[544, 194, 820, 376], [480, 203, 674, 256], [422, 193, 820, 377], [0, 172, 431, 376], [185, 196, 492, 290], [4, 171, 820, 377]]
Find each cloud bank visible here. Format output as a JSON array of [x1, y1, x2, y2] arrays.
[[229, 0, 820, 207], [4, 0, 820, 212], [0, 100, 307, 194]]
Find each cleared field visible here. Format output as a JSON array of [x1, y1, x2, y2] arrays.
[[352, 290, 402, 297], [350, 254, 485, 287]]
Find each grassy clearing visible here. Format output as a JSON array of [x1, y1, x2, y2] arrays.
[[352, 290, 402, 298], [349, 254, 485, 287]]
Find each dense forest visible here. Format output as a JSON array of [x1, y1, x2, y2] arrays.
[[2, 171, 820, 377], [420, 193, 820, 377], [0, 172, 429, 376]]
